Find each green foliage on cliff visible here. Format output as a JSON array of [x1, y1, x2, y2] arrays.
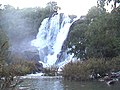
[[97, 0, 120, 9], [63, 3, 120, 81], [46, 1, 61, 13], [67, 6, 120, 59]]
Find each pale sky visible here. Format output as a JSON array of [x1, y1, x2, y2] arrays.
[[0, 0, 97, 16]]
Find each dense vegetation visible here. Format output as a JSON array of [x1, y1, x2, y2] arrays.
[[67, 6, 120, 59], [63, 0, 120, 80], [62, 57, 120, 81], [0, 1, 60, 89]]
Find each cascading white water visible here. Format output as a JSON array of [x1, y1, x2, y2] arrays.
[[31, 13, 74, 66]]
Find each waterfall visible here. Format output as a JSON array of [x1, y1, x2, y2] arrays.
[[31, 13, 74, 66]]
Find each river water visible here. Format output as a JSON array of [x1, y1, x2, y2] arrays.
[[15, 76, 120, 90]]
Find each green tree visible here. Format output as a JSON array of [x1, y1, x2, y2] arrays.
[[66, 6, 105, 59], [86, 6, 106, 20], [46, 1, 61, 16], [86, 9, 120, 58], [97, 0, 120, 9], [67, 19, 88, 59], [66, 5, 120, 59]]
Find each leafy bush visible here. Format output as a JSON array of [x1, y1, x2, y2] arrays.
[[43, 66, 58, 76], [0, 57, 36, 89], [108, 56, 120, 72], [62, 57, 120, 81], [62, 61, 90, 81], [0, 42, 36, 89]]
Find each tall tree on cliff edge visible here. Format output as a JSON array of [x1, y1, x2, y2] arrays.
[[97, 0, 120, 9], [46, 1, 61, 16]]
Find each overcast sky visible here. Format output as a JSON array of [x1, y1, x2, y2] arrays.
[[0, 0, 97, 16]]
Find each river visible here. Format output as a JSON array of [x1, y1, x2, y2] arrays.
[[15, 76, 120, 90]]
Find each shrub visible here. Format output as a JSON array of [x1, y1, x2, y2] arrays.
[[0, 42, 36, 89], [62, 57, 120, 81], [108, 56, 120, 72], [43, 66, 58, 76], [62, 61, 90, 81]]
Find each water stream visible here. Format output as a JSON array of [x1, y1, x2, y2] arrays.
[[16, 77, 120, 90]]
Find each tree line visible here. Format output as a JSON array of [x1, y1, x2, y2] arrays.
[[66, 0, 120, 60], [62, 0, 120, 81]]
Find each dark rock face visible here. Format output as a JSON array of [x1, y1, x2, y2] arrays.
[[32, 62, 43, 73], [22, 51, 44, 72], [55, 51, 68, 64], [55, 16, 80, 64], [59, 13, 64, 28], [56, 16, 87, 63]]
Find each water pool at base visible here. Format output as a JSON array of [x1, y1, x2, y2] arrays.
[[16, 76, 120, 90]]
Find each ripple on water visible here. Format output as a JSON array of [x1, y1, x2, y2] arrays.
[[17, 76, 120, 90]]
